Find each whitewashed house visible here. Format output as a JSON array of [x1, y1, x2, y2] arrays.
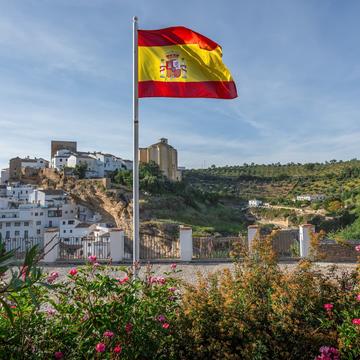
[[51, 149, 73, 170], [67, 152, 99, 178], [1, 168, 9, 184], [296, 194, 326, 202], [249, 199, 263, 208], [6, 184, 36, 202]]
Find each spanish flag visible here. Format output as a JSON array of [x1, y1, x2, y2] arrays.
[[138, 26, 237, 99]]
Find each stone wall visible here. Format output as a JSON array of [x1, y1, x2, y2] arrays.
[[319, 239, 360, 262]]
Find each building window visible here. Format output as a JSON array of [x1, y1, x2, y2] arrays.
[[24, 230, 28, 238], [35, 212, 38, 216], [36, 221, 41, 225], [6, 223, 11, 227], [37, 229, 41, 235], [5, 231, 10, 239], [14, 222, 20, 227], [70, 230, 72, 233], [68, 220, 74, 225], [40, 212, 43, 216], [62, 221, 66, 225], [24, 222, 29, 226], [15, 231, 20, 236], [64, 230, 66, 233]]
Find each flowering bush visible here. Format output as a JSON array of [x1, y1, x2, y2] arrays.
[[171, 233, 360, 359], [0, 237, 359, 359], [0, 261, 180, 359]]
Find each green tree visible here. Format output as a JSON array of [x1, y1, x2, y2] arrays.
[[74, 163, 88, 179]]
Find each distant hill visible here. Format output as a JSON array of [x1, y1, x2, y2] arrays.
[[184, 159, 360, 240]]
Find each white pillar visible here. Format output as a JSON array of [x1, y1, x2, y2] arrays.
[[299, 224, 315, 258], [42, 229, 59, 263], [180, 226, 192, 261], [247, 225, 259, 252], [110, 229, 124, 262]]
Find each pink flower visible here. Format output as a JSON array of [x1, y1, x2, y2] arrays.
[[168, 287, 176, 292], [113, 345, 122, 354], [88, 255, 97, 263], [20, 265, 28, 281], [323, 303, 333, 311], [69, 268, 77, 276], [162, 323, 170, 329], [93, 262, 100, 267], [170, 263, 177, 270], [54, 352, 64, 359], [356, 294, 360, 302], [118, 275, 129, 284], [316, 346, 340, 360], [352, 318, 360, 325], [10, 305, 16, 309], [157, 314, 166, 322], [125, 322, 133, 334], [355, 245, 360, 252], [46, 308, 56, 316], [95, 342, 106, 353], [158, 276, 166, 284], [103, 330, 114, 338], [47, 271, 59, 284]]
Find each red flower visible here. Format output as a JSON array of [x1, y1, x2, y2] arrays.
[[69, 268, 77, 276], [113, 345, 122, 354], [88, 255, 97, 263], [95, 343, 106, 353], [125, 322, 133, 334], [103, 330, 114, 338], [118, 275, 129, 284], [352, 318, 360, 325], [323, 303, 333, 311], [54, 352, 64, 359], [170, 263, 177, 270], [162, 323, 170, 329]]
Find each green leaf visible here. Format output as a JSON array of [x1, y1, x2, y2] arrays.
[[0, 298, 14, 326]]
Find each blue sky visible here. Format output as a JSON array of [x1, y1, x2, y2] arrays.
[[0, 0, 360, 170]]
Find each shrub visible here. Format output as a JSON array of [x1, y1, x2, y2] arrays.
[[0, 240, 359, 359]]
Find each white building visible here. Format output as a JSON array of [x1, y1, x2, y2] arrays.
[[51, 149, 73, 170], [0, 168, 9, 184], [67, 152, 99, 178], [249, 199, 263, 208], [6, 184, 36, 202], [51, 147, 132, 178], [0, 185, 6, 197], [29, 189, 67, 207], [92, 152, 128, 177], [21, 157, 49, 169], [296, 194, 326, 202]]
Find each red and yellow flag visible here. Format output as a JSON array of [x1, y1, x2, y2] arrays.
[[138, 26, 237, 99]]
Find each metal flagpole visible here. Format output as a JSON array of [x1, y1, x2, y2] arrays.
[[132, 16, 140, 275]]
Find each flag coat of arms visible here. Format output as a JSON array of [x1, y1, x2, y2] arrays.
[[138, 26, 237, 99]]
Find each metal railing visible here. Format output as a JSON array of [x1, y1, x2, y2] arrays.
[[271, 230, 299, 258], [1, 237, 43, 259], [58, 236, 110, 260], [124, 235, 180, 260], [193, 236, 245, 259]]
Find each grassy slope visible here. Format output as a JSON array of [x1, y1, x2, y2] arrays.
[[184, 160, 360, 239], [141, 194, 247, 236]]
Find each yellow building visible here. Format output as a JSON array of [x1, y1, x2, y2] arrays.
[[139, 138, 181, 181]]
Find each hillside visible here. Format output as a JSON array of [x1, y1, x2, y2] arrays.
[[184, 159, 360, 239], [38, 164, 248, 237]]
